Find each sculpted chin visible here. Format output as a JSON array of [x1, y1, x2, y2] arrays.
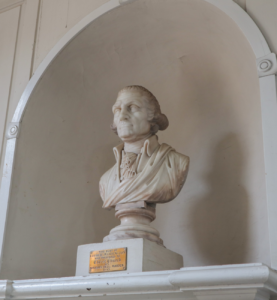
[[99, 85, 190, 209]]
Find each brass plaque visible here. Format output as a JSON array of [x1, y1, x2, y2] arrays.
[[89, 248, 127, 273]]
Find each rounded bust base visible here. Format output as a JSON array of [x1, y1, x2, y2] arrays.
[[103, 201, 164, 246]]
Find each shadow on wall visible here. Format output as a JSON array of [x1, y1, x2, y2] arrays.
[[89, 143, 120, 242], [59, 142, 119, 276], [191, 133, 249, 265]]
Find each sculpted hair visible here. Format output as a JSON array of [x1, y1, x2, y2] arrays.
[[111, 85, 169, 135]]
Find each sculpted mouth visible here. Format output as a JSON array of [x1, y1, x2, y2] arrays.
[[119, 122, 133, 128]]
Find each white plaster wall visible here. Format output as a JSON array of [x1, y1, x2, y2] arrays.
[[0, 0, 270, 280]]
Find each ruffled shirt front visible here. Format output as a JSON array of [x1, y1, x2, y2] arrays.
[[120, 151, 138, 181], [99, 135, 190, 209]]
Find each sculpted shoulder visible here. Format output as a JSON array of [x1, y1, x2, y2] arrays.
[[168, 149, 190, 169], [165, 149, 190, 201], [159, 142, 189, 171], [99, 163, 118, 202], [100, 164, 117, 184]]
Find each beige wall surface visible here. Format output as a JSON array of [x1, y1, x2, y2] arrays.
[[0, 0, 271, 280]]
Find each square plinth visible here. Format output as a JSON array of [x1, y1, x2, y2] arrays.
[[76, 238, 183, 275]]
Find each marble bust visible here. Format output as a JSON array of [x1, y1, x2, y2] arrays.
[[99, 86, 190, 210]]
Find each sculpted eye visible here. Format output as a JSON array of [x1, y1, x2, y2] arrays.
[[113, 108, 121, 114], [130, 105, 139, 112]]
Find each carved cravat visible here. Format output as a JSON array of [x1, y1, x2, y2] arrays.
[[120, 151, 138, 182], [100, 134, 189, 208]]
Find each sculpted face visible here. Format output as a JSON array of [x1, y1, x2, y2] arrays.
[[112, 90, 151, 142]]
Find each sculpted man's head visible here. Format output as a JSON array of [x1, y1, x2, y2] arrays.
[[111, 85, 169, 142]]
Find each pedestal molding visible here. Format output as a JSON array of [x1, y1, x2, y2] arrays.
[[104, 203, 163, 245], [169, 264, 277, 292], [0, 264, 276, 300]]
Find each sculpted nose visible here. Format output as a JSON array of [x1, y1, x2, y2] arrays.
[[119, 109, 128, 121]]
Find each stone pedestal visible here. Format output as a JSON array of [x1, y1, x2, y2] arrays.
[[76, 238, 183, 276], [103, 201, 163, 246]]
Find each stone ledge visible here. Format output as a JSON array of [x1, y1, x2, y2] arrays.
[[1, 263, 277, 300]]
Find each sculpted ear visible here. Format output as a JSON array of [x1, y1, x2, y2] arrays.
[[150, 122, 159, 134], [149, 113, 169, 134], [157, 113, 169, 131]]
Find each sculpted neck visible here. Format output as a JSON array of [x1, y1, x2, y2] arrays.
[[124, 133, 153, 154]]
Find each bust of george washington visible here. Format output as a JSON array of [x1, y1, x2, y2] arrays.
[[99, 85, 189, 209]]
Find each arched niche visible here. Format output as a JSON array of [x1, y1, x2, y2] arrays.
[[1, 0, 277, 280]]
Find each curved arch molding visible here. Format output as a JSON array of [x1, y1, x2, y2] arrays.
[[0, 0, 277, 270]]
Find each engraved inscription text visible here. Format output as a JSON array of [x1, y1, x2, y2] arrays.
[[89, 248, 127, 273]]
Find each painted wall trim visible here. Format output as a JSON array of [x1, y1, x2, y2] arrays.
[[207, 0, 270, 58], [257, 53, 277, 77], [5, 122, 20, 140], [0, 264, 276, 300], [259, 75, 277, 269], [0, 138, 17, 267]]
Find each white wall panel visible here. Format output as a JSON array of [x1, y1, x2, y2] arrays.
[[0, 6, 20, 167], [0, 0, 40, 195], [6, 0, 39, 122], [32, 0, 109, 72], [246, 0, 277, 55]]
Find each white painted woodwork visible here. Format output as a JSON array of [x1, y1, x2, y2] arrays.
[[259, 75, 277, 269], [0, 6, 20, 169], [206, 0, 270, 58], [32, 0, 109, 72], [246, 0, 277, 55], [233, 0, 246, 11], [0, 138, 17, 274], [0, 0, 39, 196], [5, 0, 40, 122], [0, 264, 276, 300], [256, 53, 277, 77]]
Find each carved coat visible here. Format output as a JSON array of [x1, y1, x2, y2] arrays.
[[99, 135, 189, 208]]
